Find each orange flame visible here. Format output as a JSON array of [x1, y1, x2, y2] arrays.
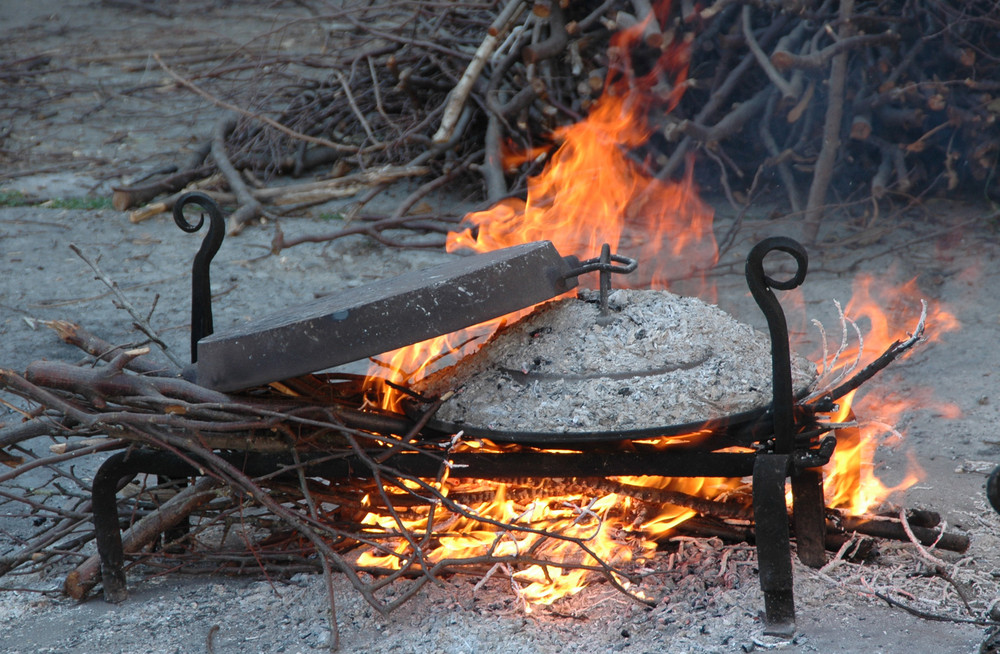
[[816, 275, 960, 515], [448, 18, 715, 291], [367, 4, 715, 409], [355, 3, 962, 607]]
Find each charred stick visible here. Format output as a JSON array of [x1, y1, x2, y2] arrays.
[[836, 514, 968, 553], [674, 510, 967, 554]]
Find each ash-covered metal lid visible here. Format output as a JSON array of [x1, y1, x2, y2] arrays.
[[415, 288, 817, 435]]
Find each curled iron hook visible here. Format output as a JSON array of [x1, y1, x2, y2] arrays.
[[173, 192, 225, 363], [745, 237, 808, 454]]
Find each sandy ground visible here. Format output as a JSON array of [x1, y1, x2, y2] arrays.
[[3, 2, 1000, 653]]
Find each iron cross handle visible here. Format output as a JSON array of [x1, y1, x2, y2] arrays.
[[560, 243, 639, 317]]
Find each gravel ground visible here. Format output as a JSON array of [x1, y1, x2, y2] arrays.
[[3, 1, 1000, 653]]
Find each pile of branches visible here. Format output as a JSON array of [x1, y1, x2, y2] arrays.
[[0, 324, 669, 639], [113, 0, 1000, 245], [0, 305, 969, 609]]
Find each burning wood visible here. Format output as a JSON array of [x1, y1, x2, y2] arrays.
[[0, 277, 951, 628]]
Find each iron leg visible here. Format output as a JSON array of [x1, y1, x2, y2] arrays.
[[92, 452, 135, 603], [791, 467, 827, 568], [92, 450, 198, 602], [753, 453, 796, 637]]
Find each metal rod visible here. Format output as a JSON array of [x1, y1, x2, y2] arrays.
[[744, 237, 808, 455], [753, 453, 796, 637], [173, 192, 226, 364]]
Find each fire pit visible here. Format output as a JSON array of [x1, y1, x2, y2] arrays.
[[77, 195, 879, 636]]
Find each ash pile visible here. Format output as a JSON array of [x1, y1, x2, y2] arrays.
[[418, 288, 817, 434]]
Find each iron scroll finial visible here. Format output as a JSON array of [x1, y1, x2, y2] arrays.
[[173, 192, 225, 364], [745, 237, 808, 455]]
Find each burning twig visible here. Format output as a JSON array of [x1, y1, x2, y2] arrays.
[[822, 301, 927, 403]]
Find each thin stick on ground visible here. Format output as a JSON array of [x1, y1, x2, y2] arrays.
[[68, 244, 184, 369]]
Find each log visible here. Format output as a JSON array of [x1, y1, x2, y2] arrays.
[[838, 514, 969, 553], [802, 0, 854, 243], [673, 510, 968, 554], [111, 164, 212, 211], [211, 113, 266, 234], [127, 166, 428, 223]]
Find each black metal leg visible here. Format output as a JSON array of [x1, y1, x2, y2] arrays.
[[988, 465, 1000, 516], [92, 450, 200, 603], [753, 453, 796, 637], [791, 467, 827, 568], [157, 475, 192, 552], [92, 452, 134, 603]]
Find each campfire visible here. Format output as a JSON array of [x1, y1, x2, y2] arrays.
[[341, 7, 964, 627], [0, 0, 977, 646]]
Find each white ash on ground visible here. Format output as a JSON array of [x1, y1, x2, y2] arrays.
[[418, 288, 817, 434], [1, 526, 992, 654]]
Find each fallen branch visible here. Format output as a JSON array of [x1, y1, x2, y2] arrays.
[[68, 245, 184, 369], [210, 113, 266, 234]]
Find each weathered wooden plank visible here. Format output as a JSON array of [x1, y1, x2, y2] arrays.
[[195, 241, 577, 391]]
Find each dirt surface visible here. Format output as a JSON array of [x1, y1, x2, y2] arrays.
[[3, 2, 1000, 653]]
